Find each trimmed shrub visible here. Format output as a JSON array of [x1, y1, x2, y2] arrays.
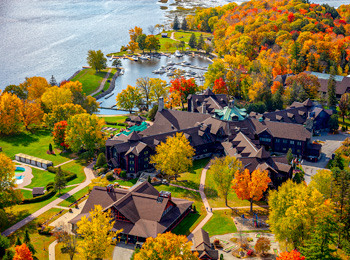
[[49, 143, 53, 153], [120, 170, 127, 178], [96, 153, 107, 168], [47, 167, 77, 182], [148, 105, 158, 121], [46, 182, 54, 191], [0, 209, 8, 230], [106, 172, 115, 181], [22, 189, 57, 204]]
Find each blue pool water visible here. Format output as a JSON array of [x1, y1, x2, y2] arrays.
[[15, 175, 24, 180]]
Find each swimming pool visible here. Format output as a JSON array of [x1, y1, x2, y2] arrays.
[[15, 175, 24, 180], [15, 166, 25, 174]]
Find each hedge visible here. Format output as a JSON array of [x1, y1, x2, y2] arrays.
[[22, 189, 57, 204], [47, 166, 77, 182], [46, 182, 54, 191]]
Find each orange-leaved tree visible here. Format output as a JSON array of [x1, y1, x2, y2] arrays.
[[134, 232, 199, 260], [213, 77, 228, 95], [21, 100, 44, 131], [277, 250, 305, 260], [170, 77, 198, 109], [13, 244, 33, 260], [232, 168, 271, 213], [0, 92, 23, 135]]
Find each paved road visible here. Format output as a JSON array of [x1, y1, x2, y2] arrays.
[[89, 68, 112, 96], [113, 243, 134, 260], [2, 164, 95, 237]]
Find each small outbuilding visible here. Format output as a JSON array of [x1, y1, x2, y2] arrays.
[[161, 33, 168, 38], [32, 187, 45, 197]]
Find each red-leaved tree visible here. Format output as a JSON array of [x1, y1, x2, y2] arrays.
[[170, 77, 198, 108], [213, 78, 228, 95], [277, 250, 305, 260], [53, 120, 69, 149]]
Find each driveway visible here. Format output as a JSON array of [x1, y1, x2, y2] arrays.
[[113, 243, 134, 260], [302, 132, 348, 184]]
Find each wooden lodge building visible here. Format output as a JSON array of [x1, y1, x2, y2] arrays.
[[69, 182, 193, 242]]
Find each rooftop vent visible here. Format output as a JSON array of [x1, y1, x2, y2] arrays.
[[107, 184, 114, 193]]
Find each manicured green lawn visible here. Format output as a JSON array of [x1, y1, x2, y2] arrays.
[[0, 129, 73, 165], [114, 178, 138, 187], [58, 186, 89, 207], [71, 68, 110, 95], [203, 211, 237, 236], [26, 168, 55, 189], [174, 31, 212, 43], [205, 168, 267, 208], [60, 159, 87, 185], [20, 189, 33, 199], [99, 115, 128, 124], [174, 158, 210, 190], [92, 69, 117, 97]]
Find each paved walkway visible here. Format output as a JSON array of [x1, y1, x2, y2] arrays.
[[20, 187, 33, 191], [48, 240, 57, 260], [212, 205, 269, 211], [113, 243, 134, 260], [52, 206, 71, 210], [2, 164, 95, 237], [89, 68, 112, 96], [187, 163, 212, 241], [54, 158, 78, 168], [168, 183, 199, 192]]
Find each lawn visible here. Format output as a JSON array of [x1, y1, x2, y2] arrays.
[[60, 159, 87, 185], [205, 168, 268, 208], [58, 186, 89, 207], [92, 69, 117, 97], [174, 31, 212, 43], [20, 189, 33, 199], [99, 115, 128, 124], [25, 167, 55, 189], [70, 68, 110, 95], [0, 129, 73, 165], [174, 158, 210, 190], [202, 211, 237, 236]]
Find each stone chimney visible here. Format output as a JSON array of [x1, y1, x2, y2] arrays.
[[191, 98, 194, 112], [158, 97, 164, 112], [201, 101, 207, 114]]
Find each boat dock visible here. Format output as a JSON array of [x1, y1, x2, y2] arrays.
[[104, 92, 115, 99]]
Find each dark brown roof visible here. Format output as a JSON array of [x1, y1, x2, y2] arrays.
[[188, 89, 228, 114], [192, 229, 219, 260], [305, 71, 350, 95], [222, 132, 259, 158], [32, 187, 45, 195]]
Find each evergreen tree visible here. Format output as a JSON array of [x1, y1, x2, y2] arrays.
[[173, 15, 179, 31], [27, 243, 36, 256], [15, 237, 22, 247], [272, 88, 283, 110], [96, 153, 107, 168], [148, 175, 151, 183], [181, 17, 187, 31], [23, 229, 30, 244], [54, 167, 67, 195], [49, 143, 53, 153], [329, 114, 339, 133], [49, 75, 57, 86], [328, 67, 338, 108], [188, 33, 197, 49], [197, 34, 205, 50], [286, 148, 293, 165], [0, 235, 9, 257]]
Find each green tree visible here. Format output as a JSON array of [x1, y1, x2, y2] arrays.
[[197, 34, 205, 50], [181, 17, 187, 30], [87, 50, 107, 73], [210, 155, 242, 207], [23, 229, 30, 244], [112, 59, 122, 69], [2, 249, 14, 260], [49, 75, 57, 86], [327, 67, 338, 108], [27, 243, 36, 256], [173, 15, 180, 30], [179, 41, 185, 51], [136, 34, 147, 53], [96, 153, 107, 168], [0, 235, 10, 257], [329, 114, 339, 133], [65, 114, 105, 154], [4, 84, 27, 100], [309, 169, 334, 199], [286, 148, 293, 165], [148, 105, 158, 121], [150, 132, 195, 180], [54, 167, 67, 195], [188, 33, 197, 49], [145, 35, 160, 53], [338, 93, 350, 122], [116, 85, 142, 113], [15, 237, 22, 247], [49, 143, 53, 153]]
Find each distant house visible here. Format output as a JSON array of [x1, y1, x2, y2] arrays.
[[32, 187, 45, 197], [69, 182, 193, 242], [188, 88, 228, 114], [192, 229, 218, 260], [161, 33, 168, 38]]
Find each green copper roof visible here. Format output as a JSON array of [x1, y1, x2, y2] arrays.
[[117, 121, 148, 136], [214, 106, 247, 121]]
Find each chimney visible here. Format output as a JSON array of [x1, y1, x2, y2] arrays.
[[158, 97, 164, 112], [191, 98, 194, 112], [229, 100, 234, 108], [201, 101, 207, 114]]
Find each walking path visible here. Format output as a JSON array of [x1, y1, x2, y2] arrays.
[[20, 187, 33, 191], [54, 158, 78, 168], [2, 164, 95, 237], [48, 240, 57, 260], [212, 205, 269, 211], [15, 165, 33, 189], [168, 183, 199, 192], [52, 206, 71, 210], [187, 163, 212, 241], [89, 68, 112, 96]]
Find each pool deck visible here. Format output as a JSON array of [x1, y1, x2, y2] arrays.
[[15, 164, 33, 189]]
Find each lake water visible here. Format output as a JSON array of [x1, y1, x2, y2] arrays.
[[0, 0, 345, 90]]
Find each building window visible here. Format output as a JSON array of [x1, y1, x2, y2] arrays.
[[129, 155, 134, 158], [283, 148, 286, 151], [203, 149, 207, 153], [283, 139, 287, 144], [290, 140, 294, 145], [130, 167, 134, 171], [260, 137, 271, 142], [297, 141, 302, 146], [130, 160, 134, 165], [276, 138, 280, 143], [144, 164, 148, 168], [144, 158, 148, 161], [144, 151, 148, 155]]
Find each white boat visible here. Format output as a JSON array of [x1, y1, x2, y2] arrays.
[[184, 61, 191, 65], [132, 56, 139, 61], [158, 68, 166, 74], [109, 55, 114, 61], [167, 61, 175, 66], [120, 69, 125, 75], [139, 55, 150, 60], [175, 50, 183, 57], [105, 92, 115, 99]]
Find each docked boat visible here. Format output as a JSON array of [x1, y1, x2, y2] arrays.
[[184, 61, 191, 65], [120, 69, 125, 75], [139, 55, 150, 60], [175, 50, 183, 57], [167, 61, 175, 66], [167, 72, 174, 77], [105, 92, 115, 99], [132, 56, 139, 61], [109, 55, 114, 61]]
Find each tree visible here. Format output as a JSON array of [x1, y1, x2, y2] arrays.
[[277, 250, 305, 260], [0, 235, 10, 257], [232, 168, 271, 213], [116, 85, 142, 113], [96, 153, 107, 167], [268, 180, 330, 248], [329, 114, 339, 133], [145, 35, 160, 53], [149, 78, 168, 104], [21, 100, 44, 131], [286, 148, 293, 165], [210, 156, 242, 207], [179, 41, 185, 51], [83, 95, 99, 115], [197, 34, 205, 49], [88, 177, 110, 192], [44, 103, 86, 129], [112, 59, 122, 69], [4, 84, 27, 100], [136, 77, 152, 110], [54, 224, 77, 260], [77, 205, 121, 260], [309, 169, 334, 199], [26, 76, 50, 101], [339, 93, 350, 122], [150, 132, 195, 180], [65, 114, 105, 154], [0, 153, 23, 209], [148, 25, 155, 35], [87, 50, 107, 73], [213, 78, 228, 95], [23, 229, 30, 244], [0, 92, 23, 135], [164, 41, 172, 52], [27, 243, 36, 256], [173, 15, 180, 30], [61, 81, 85, 107], [327, 68, 338, 108], [3, 249, 15, 260], [181, 17, 187, 30], [49, 75, 58, 86], [148, 105, 158, 121], [188, 33, 197, 49], [254, 237, 271, 255], [129, 26, 143, 42], [136, 34, 147, 53], [170, 77, 198, 108], [54, 167, 66, 195], [41, 86, 73, 111], [134, 232, 199, 260], [13, 244, 33, 260], [15, 237, 22, 247], [127, 40, 139, 53]]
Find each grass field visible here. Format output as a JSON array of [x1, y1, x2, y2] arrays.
[[71, 68, 110, 95], [20, 189, 33, 199], [100, 116, 128, 124], [202, 211, 237, 236], [0, 129, 73, 165], [173, 31, 212, 43], [92, 69, 117, 97], [58, 186, 89, 207], [59, 159, 87, 185], [26, 168, 55, 189]]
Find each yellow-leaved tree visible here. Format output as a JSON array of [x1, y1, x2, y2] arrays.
[[149, 78, 168, 105], [88, 176, 110, 192], [232, 168, 271, 213], [0, 92, 23, 135], [43, 103, 86, 129], [41, 86, 73, 110], [77, 205, 121, 260], [134, 232, 199, 260], [115, 85, 142, 114], [26, 76, 51, 101], [309, 169, 334, 199], [150, 132, 195, 180], [21, 100, 44, 131]]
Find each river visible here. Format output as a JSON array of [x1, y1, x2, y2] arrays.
[[0, 0, 346, 89]]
